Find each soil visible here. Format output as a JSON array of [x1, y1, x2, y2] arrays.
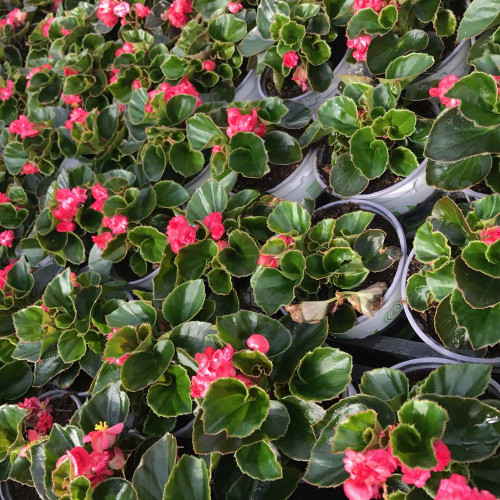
[[407, 99, 438, 119], [470, 180, 492, 195], [405, 368, 432, 389], [6, 481, 39, 500], [50, 393, 78, 427], [113, 255, 154, 281], [362, 170, 405, 195]]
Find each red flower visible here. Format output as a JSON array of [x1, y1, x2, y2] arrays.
[[20, 430, 42, 458], [480, 226, 500, 245], [145, 77, 201, 112], [35, 411, 53, 434], [113, 1, 131, 18], [212, 145, 222, 154], [167, 0, 193, 27], [97, 0, 120, 27], [283, 51, 299, 68], [21, 162, 40, 175], [56, 221, 76, 232], [65, 107, 89, 130], [246, 334, 270, 355], [9, 115, 39, 139], [0, 79, 14, 101], [61, 93, 82, 106], [0, 230, 14, 248], [65, 68, 78, 77], [203, 60, 216, 71], [166, 215, 198, 253], [257, 253, 279, 268], [343, 449, 398, 500], [104, 328, 130, 365], [132, 79, 141, 90], [278, 234, 294, 245], [227, 2, 243, 12], [135, 3, 151, 17], [216, 240, 229, 251], [41, 17, 54, 37], [1, 9, 26, 29], [83, 421, 124, 453], [203, 212, 225, 240], [102, 214, 128, 234], [53, 187, 87, 231], [61, 26, 72, 35], [0, 262, 15, 289], [115, 41, 134, 57], [353, 0, 385, 12], [435, 474, 496, 500], [56, 447, 93, 477], [346, 36, 371, 62], [235, 374, 253, 387], [291, 65, 308, 91], [90, 183, 108, 212], [93, 232, 114, 250], [226, 107, 266, 138], [0, 193, 11, 204], [429, 76, 461, 107]]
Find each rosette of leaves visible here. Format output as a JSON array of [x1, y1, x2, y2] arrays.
[[250, 200, 402, 331], [304, 362, 500, 495], [184, 98, 312, 182], [425, 72, 500, 191], [316, 81, 433, 197], [406, 194, 500, 356], [238, 0, 336, 92]]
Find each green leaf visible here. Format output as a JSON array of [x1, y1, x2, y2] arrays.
[[106, 301, 157, 327], [201, 377, 270, 437], [385, 53, 435, 84], [163, 280, 205, 327], [163, 455, 210, 500], [331, 409, 378, 452], [372, 109, 416, 140], [350, 127, 389, 179], [58, 329, 86, 363], [267, 201, 311, 236], [429, 196, 474, 247], [6, 257, 34, 297], [389, 147, 419, 177], [334, 210, 374, 238], [143, 145, 166, 182], [359, 368, 409, 411], [289, 347, 352, 402], [235, 441, 282, 480], [217, 310, 291, 357], [147, 365, 192, 417], [186, 113, 223, 151], [44, 269, 76, 322], [253, 267, 296, 315], [128, 227, 167, 263], [317, 96, 360, 136], [347, 5, 398, 38], [218, 230, 259, 277], [354, 229, 401, 272], [170, 142, 205, 178], [91, 479, 137, 500], [414, 222, 451, 263], [209, 14, 247, 42], [176, 239, 219, 281], [434, 294, 471, 351], [391, 400, 448, 468], [154, 181, 189, 208], [228, 132, 269, 178], [13, 306, 45, 342], [419, 363, 491, 397], [462, 240, 500, 278], [186, 180, 228, 221], [457, 0, 500, 40], [330, 153, 369, 197], [165, 95, 197, 126], [0, 361, 32, 400], [264, 131, 302, 165]]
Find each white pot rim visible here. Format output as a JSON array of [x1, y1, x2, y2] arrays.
[[434, 38, 473, 73], [268, 149, 317, 195], [401, 249, 500, 364], [127, 267, 160, 286], [316, 198, 407, 329], [184, 164, 210, 191], [235, 69, 255, 92]]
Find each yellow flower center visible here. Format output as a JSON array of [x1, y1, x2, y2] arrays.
[[95, 421, 108, 432]]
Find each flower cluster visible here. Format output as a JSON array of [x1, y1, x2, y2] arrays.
[[65, 107, 89, 130], [0, 80, 14, 101], [0, 8, 27, 29], [283, 51, 299, 68], [144, 77, 201, 113], [90, 183, 109, 212], [96, 0, 133, 27], [19, 396, 54, 435], [166, 0, 193, 28], [52, 187, 87, 233], [227, 2, 243, 12], [352, 0, 386, 12], [0, 261, 16, 290], [429, 76, 461, 107], [203, 212, 225, 240], [0, 230, 15, 248], [292, 66, 308, 91], [257, 235, 294, 268], [481, 227, 500, 245], [9, 115, 39, 139], [346, 36, 371, 62], [21, 162, 40, 175], [226, 108, 266, 138], [435, 474, 496, 500], [166, 215, 198, 254], [102, 214, 128, 234], [56, 421, 125, 487]]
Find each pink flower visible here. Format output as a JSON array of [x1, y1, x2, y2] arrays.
[[109, 68, 119, 84], [433, 440, 451, 471], [435, 474, 496, 500], [0, 79, 14, 101], [53, 187, 87, 231], [35, 411, 53, 434], [65, 107, 89, 130], [135, 3, 151, 17], [145, 77, 201, 112], [212, 145, 222, 154], [97, 0, 120, 26], [20, 430, 42, 458], [83, 422, 124, 453], [21, 162, 40, 175], [227, 2, 243, 12], [429, 75, 461, 107], [61, 26, 72, 35], [235, 374, 253, 387], [0, 193, 10, 204], [291, 65, 308, 91], [113, 1, 130, 17], [65, 68, 78, 77], [166, 215, 198, 253], [91, 183, 108, 212], [56, 447, 93, 476], [41, 17, 54, 37], [9, 115, 39, 139], [61, 93, 82, 106], [343, 449, 398, 500], [401, 467, 431, 488], [1, 9, 26, 29], [283, 51, 299, 68], [226, 107, 266, 138], [480, 227, 500, 245], [57, 221, 76, 232], [278, 234, 293, 245], [108, 447, 125, 469], [203, 212, 225, 240], [102, 214, 128, 234], [346, 36, 371, 62], [216, 240, 229, 251], [0, 262, 15, 290], [115, 41, 134, 57], [258, 253, 279, 268], [93, 232, 114, 250], [353, 0, 386, 13], [53, 0, 62, 10], [203, 60, 216, 71], [167, 0, 193, 27], [0, 230, 14, 248], [132, 79, 141, 90], [247, 334, 269, 355], [104, 329, 130, 365]]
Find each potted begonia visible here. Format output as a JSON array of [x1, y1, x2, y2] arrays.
[[314, 80, 437, 214], [403, 194, 500, 364], [304, 362, 500, 499], [250, 198, 406, 338]]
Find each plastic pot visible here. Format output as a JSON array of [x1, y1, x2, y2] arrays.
[[234, 70, 261, 102], [462, 188, 486, 201], [401, 249, 500, 366], [391, 358, 500, 398], [318, 199, 408, 340], [125, 268, 159, 292], [268, 149, 324, 203], [184, 166, 210, 195], [257, 49, 351, 111]]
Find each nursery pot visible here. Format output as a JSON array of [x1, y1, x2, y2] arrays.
[[125, 268, 159, 292], [318, 199, 408, 340], [184, 166, 210, 195], [401, 249, 500, 366], [257, 48, 351, 111], [268, 149, 324, 202], [391, 358, 500, 398], [462, 188, 486, 201], [234, 70, 261, 102]]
